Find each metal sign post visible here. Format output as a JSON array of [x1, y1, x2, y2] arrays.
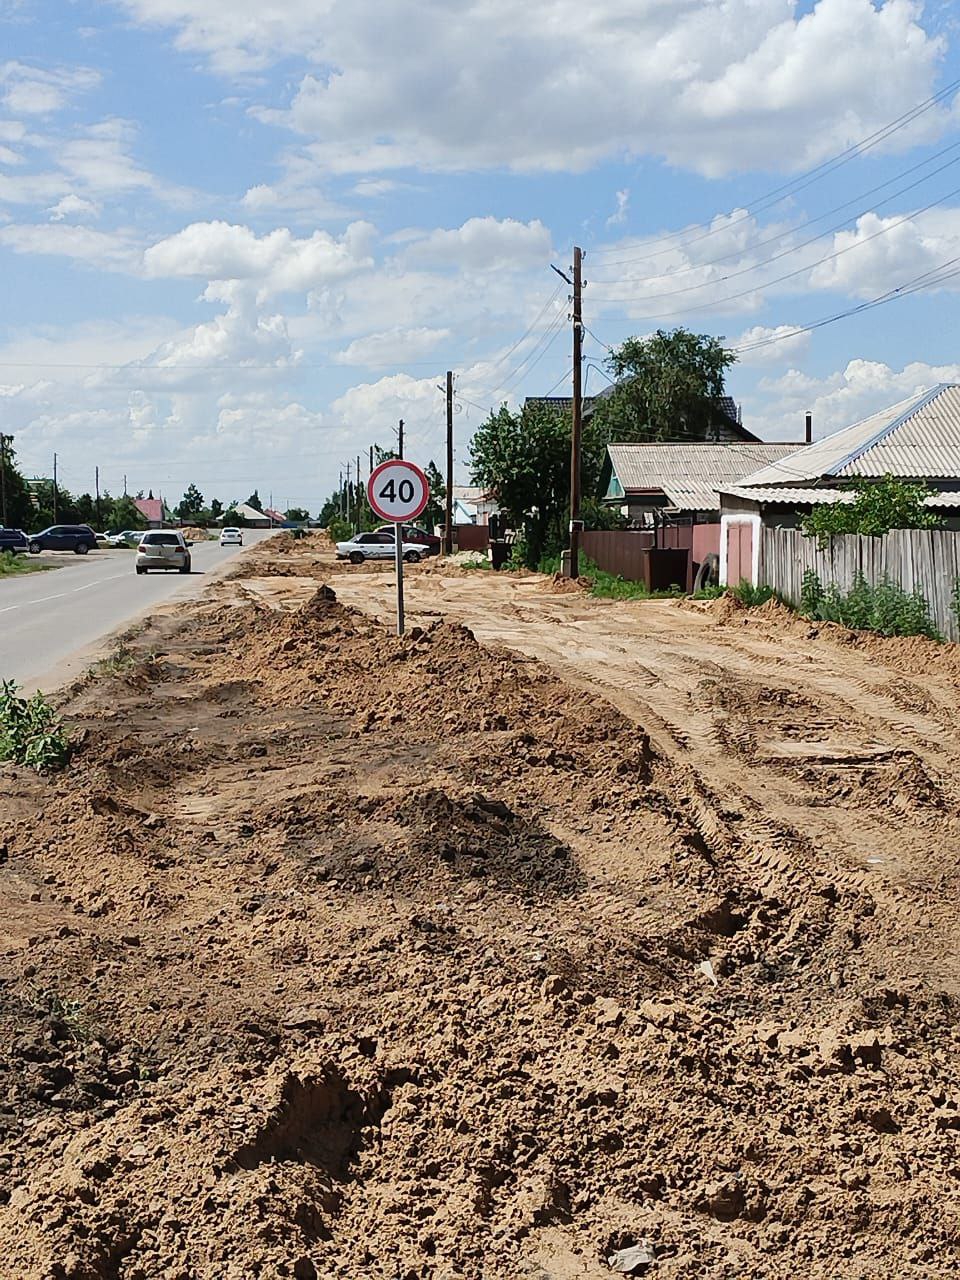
[[366, 458, 431, 637], [395, 520, 405, 635]]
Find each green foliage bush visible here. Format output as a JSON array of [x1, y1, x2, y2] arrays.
[[731, 581, 779, 607], [799, 569, 940, 640], [0, 680, 71, 771], [802, 476, 940, 547]]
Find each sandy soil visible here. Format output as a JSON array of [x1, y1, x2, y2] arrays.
[[1, 535, 959, 1278]]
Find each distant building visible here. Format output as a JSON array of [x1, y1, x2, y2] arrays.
[[134, 497, 173, 527]]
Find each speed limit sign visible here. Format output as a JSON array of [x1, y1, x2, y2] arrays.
[[367, 459, 430, 523], [365, 458, 431, 637]]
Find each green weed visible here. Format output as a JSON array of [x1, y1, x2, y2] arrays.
[[799, 570, 941, 640], [0, 680, 72, 771]]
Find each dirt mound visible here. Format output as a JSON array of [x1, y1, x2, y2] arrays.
[[4, 557, 960, 1277]]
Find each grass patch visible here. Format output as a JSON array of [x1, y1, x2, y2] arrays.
[[90, 640, 139, 679], [0, 553, 56, 577], [459, 557, 492, 571], [26, 987, 91, 1041], [730, 580, 782, 608]]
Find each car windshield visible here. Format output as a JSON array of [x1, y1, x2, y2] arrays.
[[142, 533, 181, 545]]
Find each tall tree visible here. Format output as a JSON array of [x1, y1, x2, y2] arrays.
[[591, 327, 737, 444], [178, 484, 204, 519], [210, 497, 224, 520], [0, 437, 35, 529], [422, 460, 445, 532], [470, 401, 580, 566], [285, 507, 310, 522], [245, 490, 263, 512]]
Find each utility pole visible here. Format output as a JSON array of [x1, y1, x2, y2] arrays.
[[53, 452, 58, 523], [95, 465, 101, 530], [345, 462, 352, 526], [339, 468, 344, 517], [397, 419, 404, 460], [570, 247, 584, 579], [123, 474, 127, 498], [355, 453, 361, 534], [444, 370, 454, 554], [0, 434, 8, 527], [369, 444, 374, 474]]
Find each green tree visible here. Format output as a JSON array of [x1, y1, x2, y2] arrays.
[[470, 401, 580, 566], [285, 507, 310, 522], [178, 484, 204, 519], [245, 490, 263, 512], [802, 476, 942, 547], [210, 497, 224, 521], [0, 436, 35, 530], [422, 460, 445, 532], [591, 327, 737, 444], [110, 495, 147, 532]]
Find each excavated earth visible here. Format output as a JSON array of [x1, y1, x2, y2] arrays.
[[1, 535, 960, 1278]]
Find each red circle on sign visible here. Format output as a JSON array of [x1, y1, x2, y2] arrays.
[[366, 459, 430, 523]]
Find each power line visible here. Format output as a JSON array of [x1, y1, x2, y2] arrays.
[[587, 74, 960, 264], [589, 140, 960, 283], [589, 178, 960, 320]]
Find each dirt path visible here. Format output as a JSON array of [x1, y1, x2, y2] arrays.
[[2, 536, 960, 1278], [328, 563, 960, 990]]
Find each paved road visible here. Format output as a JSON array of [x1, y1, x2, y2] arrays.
[[0, 531, 275, 691]]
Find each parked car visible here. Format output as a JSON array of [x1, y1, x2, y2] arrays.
[[28, 525, 98, 555], [104, 529, 144, 548], [0, 528, 28, 554], [219, 527, 243, 546], [374, 524, 441, 555], [135, 530, 192, 574], [336, 532, 431, 564]]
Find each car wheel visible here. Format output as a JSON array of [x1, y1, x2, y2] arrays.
[[136, 566, 146, 575], [75, 542, 90, 555], [28, 542, 41, 555], [349, 551, 365, 564], [179, 559, 191, 574], [403, 550, 421, 563]]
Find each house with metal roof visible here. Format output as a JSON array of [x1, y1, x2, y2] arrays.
[[718, 384, 960, 585], [603, 442, 804, 524]]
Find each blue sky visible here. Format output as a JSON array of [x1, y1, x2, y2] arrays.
[[2, 0, 960, 512]]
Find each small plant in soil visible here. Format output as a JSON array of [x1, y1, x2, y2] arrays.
[[0, 680, 72, 771]]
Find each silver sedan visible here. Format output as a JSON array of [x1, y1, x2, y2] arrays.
[[336, 532, 431, 564]]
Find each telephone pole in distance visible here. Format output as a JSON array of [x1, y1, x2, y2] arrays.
[[444, 371, 454, 555]]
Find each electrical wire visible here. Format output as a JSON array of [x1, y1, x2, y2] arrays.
[[589, 140, 960, 282], [587, 74, 960, 264], [477, 309, 568, 403], [588, 178, 960, 321]]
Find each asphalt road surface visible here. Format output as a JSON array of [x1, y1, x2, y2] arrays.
[[0, 530, 274, 691]]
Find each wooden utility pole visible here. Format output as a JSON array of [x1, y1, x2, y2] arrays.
[[95, 466, 101, 530], [344, 462, 352, 525], [356, 453, 361, 533], [397, 419, 404, 459], [53, 452, 58, 523], [0, 434, 8, 527], [444, 371, 454, 554], [569, 246, 584, 579]]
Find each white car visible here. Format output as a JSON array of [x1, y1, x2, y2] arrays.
[[220, 527, 243, 546], [105, 529, 144, 548], [336, 532, 431, 564], [136, 530, 192, 574]]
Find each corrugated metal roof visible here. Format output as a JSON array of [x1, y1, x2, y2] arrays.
[[739, 384, 960, 487], [721, 485, 960, 509], [721, 486, 854, 505], [608, 443, 802, 511]]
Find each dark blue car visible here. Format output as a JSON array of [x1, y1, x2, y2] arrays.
[[0, 527, 28, 554], [27, 524, 98, 555]]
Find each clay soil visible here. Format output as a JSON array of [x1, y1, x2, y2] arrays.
[[2, 538, 960, 1278]]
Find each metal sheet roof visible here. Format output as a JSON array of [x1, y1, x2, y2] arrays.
[[739, 384, 960, 487], [721, 485, 960, 509], [607, 442, 802, 510]]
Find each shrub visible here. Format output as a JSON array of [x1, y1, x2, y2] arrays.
[[802, 476, 940, 548], [798, 570, 941, 640], [731, 581, 779, 607], [0, 680, 72, 771]]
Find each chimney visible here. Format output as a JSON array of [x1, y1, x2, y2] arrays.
[[804, 412, 812, 445]]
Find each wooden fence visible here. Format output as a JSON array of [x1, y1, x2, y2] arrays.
[[758, 527, 960, 641]]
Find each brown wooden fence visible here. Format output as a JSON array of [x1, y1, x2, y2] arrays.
[[759, 527, 960, 642], [581, 530, 654, 580], [454, 523, 490, 552]]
